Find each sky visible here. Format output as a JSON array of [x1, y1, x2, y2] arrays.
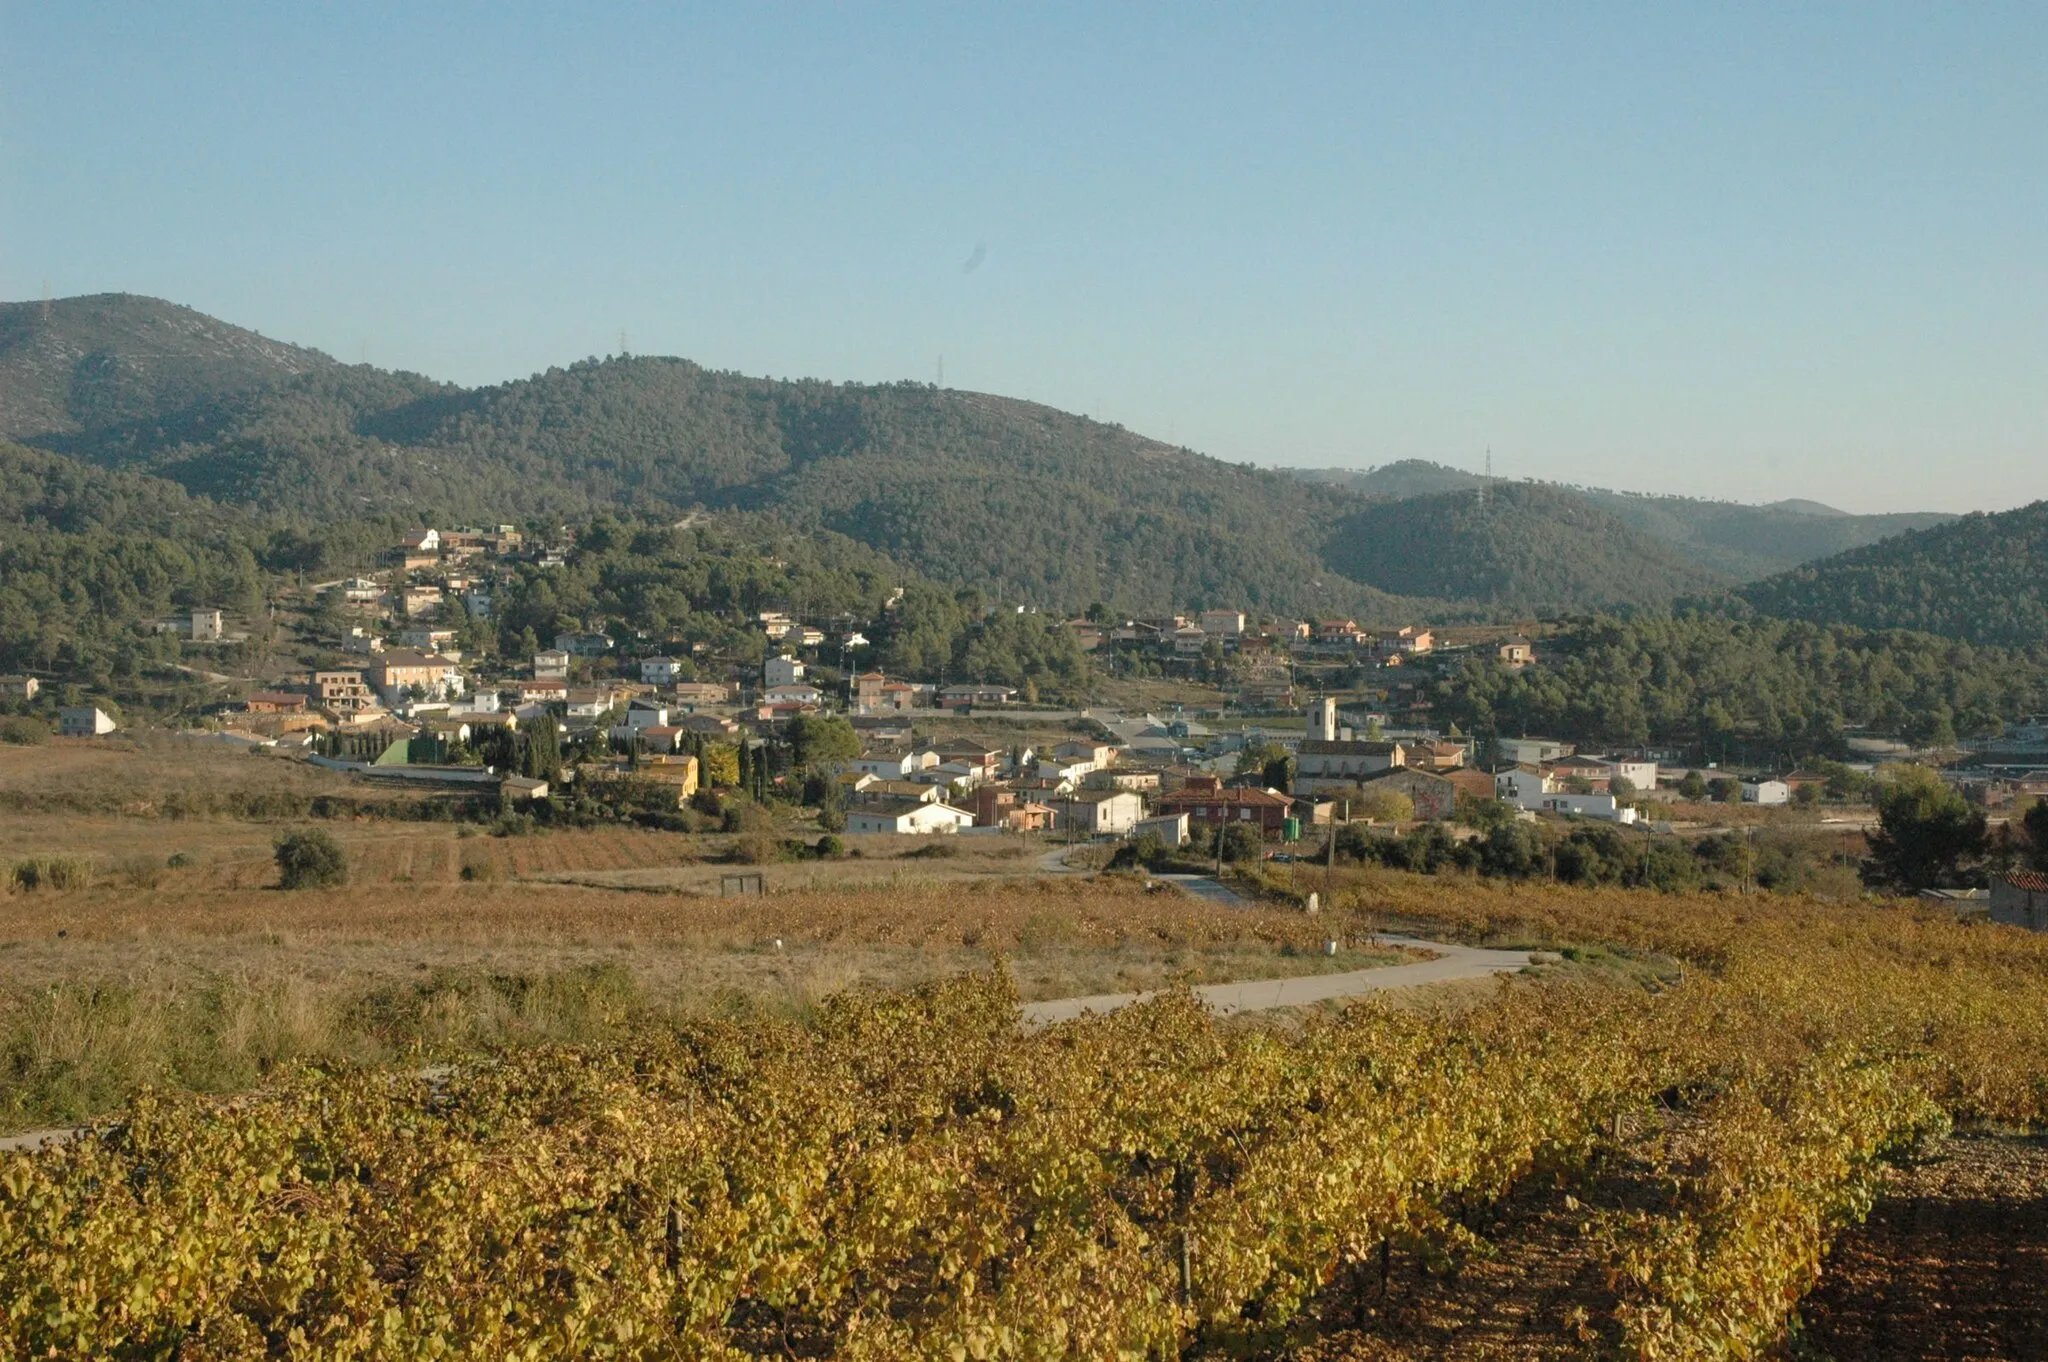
[[2, 3, 2043, 513]]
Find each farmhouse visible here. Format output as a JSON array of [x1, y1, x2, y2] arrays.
[[845, 799, 976, 836], [1046, 790, 1145, 836], [59, 706, 117, 737], [1992, 872, 2048, 932]]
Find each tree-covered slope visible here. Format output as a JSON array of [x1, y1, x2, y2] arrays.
[[16, 298, 1431, 619], [1739, 501, 2048, 648], [1580, 491, 1952, 581], [1321, 483, 1726, 613], [0, 294, 334, 445], [1284, 462, 1952, 580]]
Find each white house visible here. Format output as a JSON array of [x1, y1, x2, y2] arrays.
[[565, 687, 614, 719], [59, 706, 117, 737], [1742, 780, 1792, 806], [1609, 759, 1661, 792], [764, 684, 823, 707], [845, 799, 976, 836], [1496, 766, 1561, 807], [1532, 792, 1639, 824], [622, 701, 670, 730], [764, 655, 806, 688], [641, 657, 684, 685], [1035, 757, 1099, 784], [1171, 626, 1208, 655], [533, 649, 572, 679], [190, 608, 224, 642], [1134, 812, 1191, 847], [1198, 609, 1246, 639], [1050, 790, 1146, 835], [852, 747, 940, 779]]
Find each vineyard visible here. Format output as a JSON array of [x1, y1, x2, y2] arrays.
[[5, 880, 2048, 1357]]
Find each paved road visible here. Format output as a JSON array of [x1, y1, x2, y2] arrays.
[[1153, 873, 1250, 907], [1019, 935, 1534, 1026], [3, 937, 1531, 1154]]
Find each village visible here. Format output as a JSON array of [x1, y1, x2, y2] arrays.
[[7, 521, 2046, 928]]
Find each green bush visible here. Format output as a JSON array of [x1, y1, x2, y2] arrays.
[[814, 834, 845, 859], [274, 829, 348, 890], [0, 717, 49, 746]]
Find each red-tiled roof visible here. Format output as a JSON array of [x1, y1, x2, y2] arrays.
[[1160, 787, 1292, 808]]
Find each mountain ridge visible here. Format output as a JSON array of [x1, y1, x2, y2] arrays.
[[0, 293, 1973, 625]]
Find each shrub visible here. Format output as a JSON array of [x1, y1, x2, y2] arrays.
[[0, 717, 49, 746], [274, 829, 347, 890], [114, 855, 164, 890], [9, 857, 92, 893], [814, 835, 845, 859]]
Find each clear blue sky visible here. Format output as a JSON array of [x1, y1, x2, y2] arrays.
[[3, 3, 2042, 512]]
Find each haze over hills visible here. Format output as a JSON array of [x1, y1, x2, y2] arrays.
[[1289, 460, 1955, 581], [0, 292, 1992, 627], [1739, 500, 2048, 650]]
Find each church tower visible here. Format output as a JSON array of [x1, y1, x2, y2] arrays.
[[1309, 696, 1337, 743]]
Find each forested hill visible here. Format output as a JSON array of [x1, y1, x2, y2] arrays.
[[1321, 483, 1726, 613], [4, 292, 1958, 623], [0, 295, 1430, 620], [1287, 461, 1952, 580], [1739, 501, 2048, 648], [0, 294, 334, 445]]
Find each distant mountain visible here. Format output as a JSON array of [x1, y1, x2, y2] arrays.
[[5, 293, 1960, 625], [1320, 483, 1726, 613], [1285, 459, 1484, 501], [1580, 491, 1953, 581], [3, 296, 1430, 621], [0, 294, 333, 445], [1739, 501, 2048, 648], [1282, 462, 1952, 580]]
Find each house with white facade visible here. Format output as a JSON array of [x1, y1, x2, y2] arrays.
[[764, 655, 805, 688], [1742, 780, 1792, 806], [59, 706, 117, 737], [533, 649, 572, 679], [1198, 609, 1246, 639], [845, 799, 977, 836], [1048, 790, 1145, 836], [853, 747, 941, 780], [641, 657, 684, 685]]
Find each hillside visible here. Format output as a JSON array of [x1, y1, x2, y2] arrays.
[[1321, 482, 1726, 613], [0, 294, 333, 445], [3, 296, 1432, 621], [1582, 491, 1952, 580], [15, 293, 1941, 622], [1740, 500, 2048, 648], [1284, 461, 1952, 580]]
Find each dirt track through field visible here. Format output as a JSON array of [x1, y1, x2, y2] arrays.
[[1019, 936, 1532, 1025], [1798, 1134, 2048, 1360]]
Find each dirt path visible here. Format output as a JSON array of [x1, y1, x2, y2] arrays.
[[1019, 935, 1532, 1026], [1799, 1134, 2048, 1360]]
